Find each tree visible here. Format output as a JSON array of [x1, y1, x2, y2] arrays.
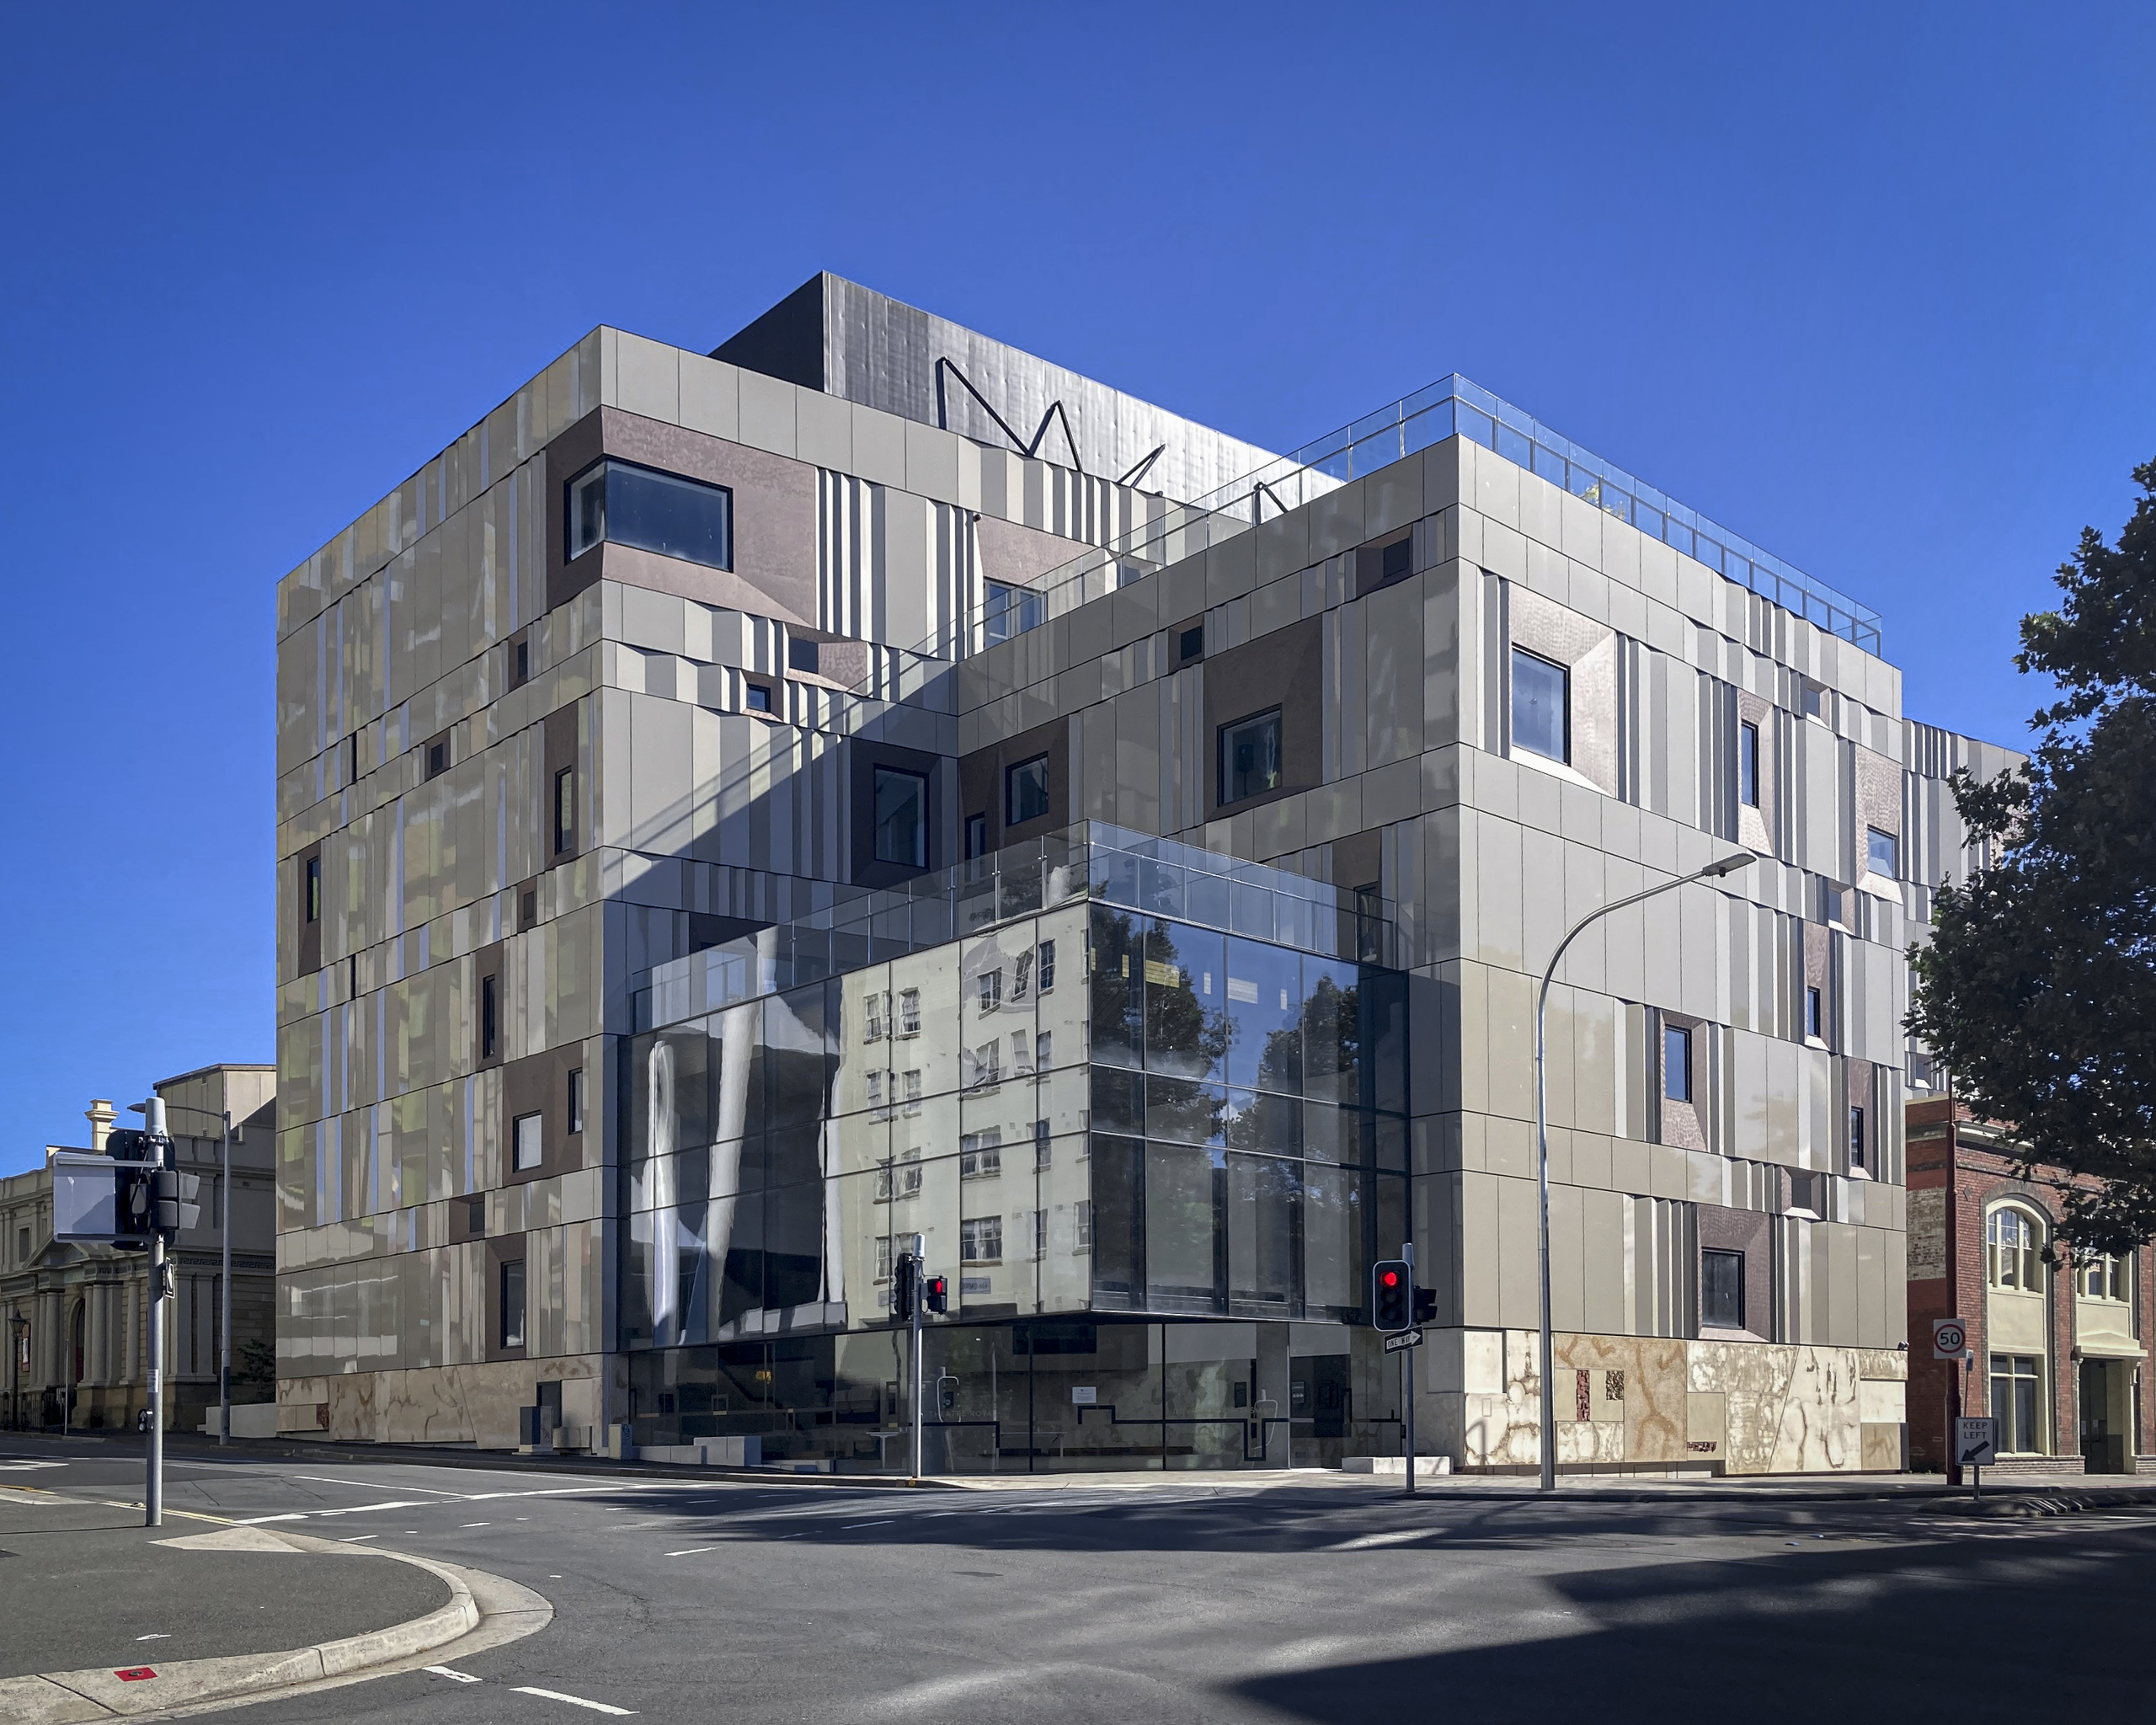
[[1908, 459, 2156, 1251]]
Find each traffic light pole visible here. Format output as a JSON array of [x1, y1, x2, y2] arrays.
[[144, 1099, 167, 1528], [908, 1233, 925, 1484], [1402, 1241, 1417, 1497], [219, 1110, 232, 1448]]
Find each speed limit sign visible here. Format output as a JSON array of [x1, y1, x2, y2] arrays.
[[1932, 1317, 1967, 1359]]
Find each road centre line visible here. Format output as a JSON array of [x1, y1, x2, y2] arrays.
[[513, 1685, 637, 1715], [665, 1546, 717, 1557], [294, 1475, 470, 1496], [842, 1520, 893, 1530]]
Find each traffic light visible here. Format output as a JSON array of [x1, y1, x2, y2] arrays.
[[1412, 1286, 1438, 1326], [923, 1275, 948, 1315], [152, 1167, 201, 1236], [107, 1129, 155, 1251], [893, 1252, 917, 1320], [1372, 1258, 1411, 1332]]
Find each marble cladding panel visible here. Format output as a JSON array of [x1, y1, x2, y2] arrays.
[[310, 1357, 604, 1448]]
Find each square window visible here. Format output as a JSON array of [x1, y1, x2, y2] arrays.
[[1179, 625, 1204, 664], [499, 1258, 526, 1349], [1663, 1024, 1692, 1103], [959, 1215, 1003, 1263], [1511, 649, 1569, 763], [872, 767, 927, 868], [513, 1111, 542, 1172], [959, 1130, 1002, 1178], [553, 766, 577, 856], [1006, 755, 1051, 825], [745, 683, 772, 713], [1806, 985, 1823, 1040], [1380, 537, 1412, 581], [1219, 708, 1283, 805], [1700, 1248, 1744, 1328], [1738, 720, 1760, 808], [788, 637, 819, 675], [965, 813, 988, 860], [566, 1069, 584, 1136], [982, 580, 1043, 645], [1866, 827, 1899, 879]]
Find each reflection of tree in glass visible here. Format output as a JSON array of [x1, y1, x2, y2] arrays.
[[1089, 908, 1145, 1065], [1303, 974, 1362, 1100], [1144, 922, 1229, 1076]]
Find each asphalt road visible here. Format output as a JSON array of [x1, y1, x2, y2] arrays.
[[7, 1438, 2154, 1722]]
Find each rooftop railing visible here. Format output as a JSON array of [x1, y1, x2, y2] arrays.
[[883, 373, 1881, 676]]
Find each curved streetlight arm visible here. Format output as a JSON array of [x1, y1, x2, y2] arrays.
[[1534, 852, 1753, 1493]]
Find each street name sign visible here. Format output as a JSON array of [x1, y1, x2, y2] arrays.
[[1383, 1327, 1424, 1354]]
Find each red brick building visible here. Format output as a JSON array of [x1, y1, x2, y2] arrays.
[[1906, 1097, 2154, 1476]]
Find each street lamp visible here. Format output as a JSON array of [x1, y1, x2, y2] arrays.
[[1534, 849, 1754, 1493]]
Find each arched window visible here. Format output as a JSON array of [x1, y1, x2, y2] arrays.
[[1987, 1206, 2042, 1291]]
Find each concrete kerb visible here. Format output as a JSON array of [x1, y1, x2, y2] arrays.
[[0, 1526, 550, 1724]]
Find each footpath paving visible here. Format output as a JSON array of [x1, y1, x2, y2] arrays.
[[0, 1485, 545, 1721]]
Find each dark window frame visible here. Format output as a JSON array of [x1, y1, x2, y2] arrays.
[[1849, 1104, 1866, 1172], [1510, 647, 1571, 765], [1701, 1248, 1745, 1329], [565, 457, 734, 571], [964, 813, 988, 860], [499, 1258, 527, 1350], [1663, 1023, 1693, 1103], [1006, 754, 1051, 826], [567, 1068, 585, 1136], [553, 766, 577, 856], [872, 766, 930, 869], [512, 1110, 542, 1172], [744, 682, 773, 714], [1218, 707, 1283, 808], [1738, 719, 1760, 808], [1866, 825, 1900, 879], [303, 856, 322, 926], [481, 975, 499, 1062], [1806, 985, 1823, 1039]]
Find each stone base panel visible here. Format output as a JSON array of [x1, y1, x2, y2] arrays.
[[280, 1359, 605, 1450], [1422, 1327, 1908, 1476]]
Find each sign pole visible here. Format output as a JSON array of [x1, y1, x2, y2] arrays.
[[219, 1111, 232, 1448], [144, 1099, 167, 1529], [909, 1233, 924, 1485], [1402, 1241, 1417, 1497]]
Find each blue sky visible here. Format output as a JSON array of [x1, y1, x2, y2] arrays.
[[2, 3, 2150, 1172]]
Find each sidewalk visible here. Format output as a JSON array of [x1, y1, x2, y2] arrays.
[[0, 1488, 536, 1720]]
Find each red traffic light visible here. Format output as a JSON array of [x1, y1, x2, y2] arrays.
[[1380, 1269, 1401, 1288]]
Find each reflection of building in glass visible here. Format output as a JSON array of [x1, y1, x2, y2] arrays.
[[619, 826, 1406, 1467], [273, 271, 2020, 1472]]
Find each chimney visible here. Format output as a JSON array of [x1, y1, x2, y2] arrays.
[[85, 1098, 115, 1155]]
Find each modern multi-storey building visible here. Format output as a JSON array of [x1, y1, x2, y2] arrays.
[[274, 273, 2004, 1472]]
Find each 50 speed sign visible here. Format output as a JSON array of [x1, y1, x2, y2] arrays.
[[1932, 1317, 1967, 1359]]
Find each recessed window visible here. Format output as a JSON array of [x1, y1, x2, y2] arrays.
[[553, 766, 577, 856], [566, 1069, 585, 1136], [965, 813, 988, 860], [499, 1259, 526, 1349], [1990, 1354, 2042, 1454], [788, 637, 819, 675], [1178, 625, 1204, 665], [567, 459, 733, 571], [1848, 1105, 1866, 1172], [303, 856, 322, 926], [520, 888, 538, 931], [872, 767, 927, 868], [1866, 827, 1899, 879], [1219, 708, 1283, 806], [1663, 1024, 1693, 1103], [1987, 1206, 2041, 1290], [1511, 649, 1569, 763], [1701, 1249, 1745, 1328], [1380, 537, 1412, 582], [481, 975, 499, 1062], [513, 1111, 542, 1172], [2082, 1253, 2130, 1302], [1805, 985, 1823, 1040], [466, 1194, 487, 1236], [745, 683, 773, 713], [1801, 681, 1824, 720], [982, 579, 1044, 645], [513, 640, 530, 686], [1738, 720, 1760, 808], [426, 740, 448, 780], [1006, 755, 1050, 825]]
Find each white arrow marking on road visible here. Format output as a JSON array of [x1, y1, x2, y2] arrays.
[[512, 1686, 637, 1714], [425, 1667, 484, 1684]]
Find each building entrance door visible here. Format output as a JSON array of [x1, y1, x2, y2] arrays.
[[2080, 1358, 2128, 1476]]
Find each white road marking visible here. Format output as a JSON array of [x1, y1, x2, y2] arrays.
[[461, 1522, 490, 1528], [295, 1475, 468, 1497], [843, 1520, 893, 1530], [232, 1514, 308, 1525], [425, 1666, 484, 1683], [337, 1534, 380, 1542], [664, 1546, 717, 1557], [312, 1500, 439, 1519], [136, 1634, 171, 1641], [1330, 1529, 1434, 1551], [512, 1685, 637, 1714], [0, 1461, 66, 1471]]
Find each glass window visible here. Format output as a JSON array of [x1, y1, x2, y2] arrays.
[[958, 1130, 1002, 1178], [512, 1112, 542, 1172], [1225, 937, 1304, 1096], [553, 766, 576, 856], [481, 975, 499, 1061], [567, 459, 733, 570], [745, 683, 772, 713], [1738, 720, 1760, 808], [303, 856, 321, 925], [964, 814, 987, 860], [982, 579, 1044, 645], [1990, 1354, 2044, 1454], [566, 1070, 584, 1135], [1511, 649, 1569, 763], [1700, 1248, 1744, 1328], [788, 637, 819, 675], [1663, 1024, 1692, 1103], [499, 1259, 526, 1349], [1301, 958, 1363, 1107], [977, 969, 1002, 1013], [1219, 709, 1283, 805], [1806, 986, 1822, 1039], [960, 1215, 1003, 1263], [1038, 940, 1056, 991], [1380, 537, 1412, 582], [1867, 827, 1900, 879], [872, 767, 927, 868], [1987, 1207, 2041, 1290], [1849, 1105, 1866, 1172], [898, 989, 921, 1036], [1006, 755, 1051, 825], [864, 993, 885, 1043], [1145, 1140, 1224, 1313], [1144, 923, 1227, 1082]]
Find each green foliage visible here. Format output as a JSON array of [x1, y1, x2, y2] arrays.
[[1908, 461, 2156, 1250], [236, 1335, 277, 1389]]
